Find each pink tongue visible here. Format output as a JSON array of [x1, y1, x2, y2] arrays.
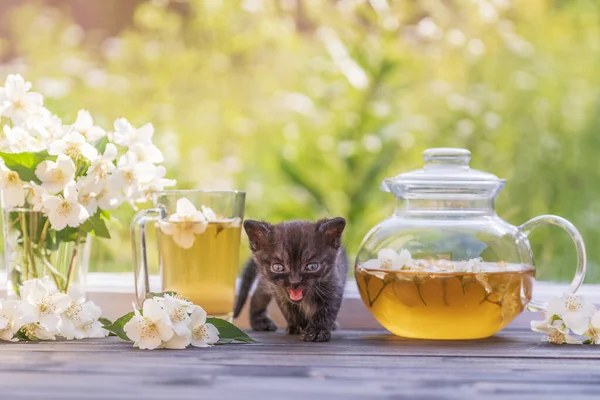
[[288, 289, 304, 301]]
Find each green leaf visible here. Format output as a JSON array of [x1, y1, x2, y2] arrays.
[[98, 317, 115, 336], [207, 317, 258, 344], [55, 227, 79, 244], [94, 137, 109, 154], [0, 151, 52, 183], [14, 328, 29, 341], [80, 212, 111, 239], [103, 312, 134, 341], [583, 339, 593, 345]]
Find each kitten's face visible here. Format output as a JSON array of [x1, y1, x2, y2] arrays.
[[244, 218, 345, 303]]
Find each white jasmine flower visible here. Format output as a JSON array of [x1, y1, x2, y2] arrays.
[[362, 258, 382, 270], [25, 181, 49, 211], [585, 311, 600, 344], [158, 294, 193, 337], [159, 198, 208, 249], [455, 258, 484, 273], [0, 299, 26, 342], [18, 279, 72, 335], [123, 299, 174, 350], [112, 118, 154, 147], [48, 131, 98, 160], [20, 322, 58, 340], [35, 154, 76, 194], [76, 176, 99, 215], [377, 248, 413, 271], [1, 125, 45, 153], [43, 182, 89, 230], [112, 151, 160, 200], [0, 74, 44, 124], [71, 110, 106, 142], [129, 142, 164, 164], [139, 169, 176, 201], [547, 294, 597, 335], [189, 306, 219, 348], [163, 333, 192, 349], [86, 143, 117, 185], [25, 107, 65, 141], [530, 315, 580, 345], [61, 301, 106, 340], [81, 318, 109, 339], [0, 168, 25, 208], [96, 178, 124, 210]]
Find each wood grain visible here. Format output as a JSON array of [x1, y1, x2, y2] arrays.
[[0, 328, 599, 399]]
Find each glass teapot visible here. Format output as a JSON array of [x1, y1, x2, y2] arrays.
[[355, 148, 586, 340]]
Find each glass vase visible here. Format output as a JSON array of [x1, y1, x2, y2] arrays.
[[2, 207, 90, 302]]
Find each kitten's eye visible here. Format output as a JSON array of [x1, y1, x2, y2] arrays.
[[305, 263, 319, 272], [271, 263, 286, 273]]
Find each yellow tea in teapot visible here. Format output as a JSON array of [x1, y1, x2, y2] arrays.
[[356, 260, 534, 340], [157, 222, 242, 318]]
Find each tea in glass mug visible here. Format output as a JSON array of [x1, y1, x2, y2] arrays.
[[131, 190, 245, 319]]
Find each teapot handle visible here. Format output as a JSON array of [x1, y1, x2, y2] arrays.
[[518, 215, 587, 312], [130, 207, 166, 307]]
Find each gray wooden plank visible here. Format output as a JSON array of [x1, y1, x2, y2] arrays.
[[0, 329, 599, 399]]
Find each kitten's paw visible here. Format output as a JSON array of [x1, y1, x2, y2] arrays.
[[286, 325, 303, 335], [301, 328, 331, 342], [250, 317, 277, 332]]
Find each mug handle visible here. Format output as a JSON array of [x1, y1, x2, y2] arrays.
[[131, 207, 166, 307], [518, 215, 587, 312]]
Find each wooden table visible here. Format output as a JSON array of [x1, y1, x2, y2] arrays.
[[1, 328, 599, 399]]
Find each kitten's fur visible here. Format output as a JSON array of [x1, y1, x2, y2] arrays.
[[233, 218, 347, 342]]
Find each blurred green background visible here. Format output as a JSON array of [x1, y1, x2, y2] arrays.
[[0, 0, 598, 283]]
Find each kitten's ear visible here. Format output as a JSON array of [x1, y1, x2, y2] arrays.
[[317, 217, 346, 249], [243, 220, 273, 252]]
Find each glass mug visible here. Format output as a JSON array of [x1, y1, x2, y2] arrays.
[[131, 190, 245, 319]]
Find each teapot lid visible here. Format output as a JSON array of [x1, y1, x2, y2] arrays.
[[381, 148, 506, 199]]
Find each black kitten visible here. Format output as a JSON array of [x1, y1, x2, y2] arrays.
[[233, 218, 347, 342]]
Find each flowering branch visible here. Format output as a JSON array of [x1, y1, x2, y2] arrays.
[[104, 292, 256, 350], [0, 73, 176, 295]]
